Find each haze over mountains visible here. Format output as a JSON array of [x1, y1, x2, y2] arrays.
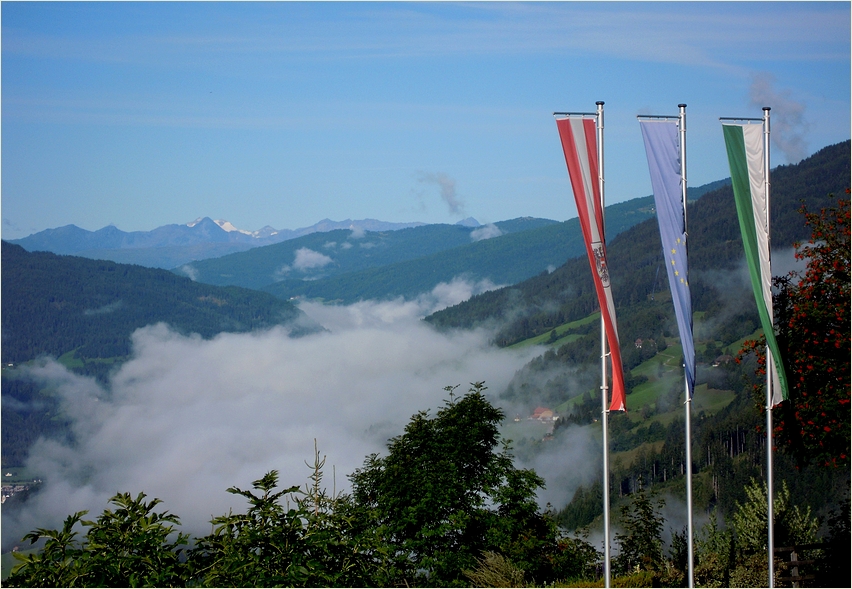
[[10, 179, 731, 304], [174, 180, 728, 303], [8, 217, 431, 269]]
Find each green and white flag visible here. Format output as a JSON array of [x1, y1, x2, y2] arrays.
[[722, 122, 789, 405]]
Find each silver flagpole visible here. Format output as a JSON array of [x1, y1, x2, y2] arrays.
[[596, 100, 612, 589], [679, 103, 695, 589], [763, 106, 775, 589]]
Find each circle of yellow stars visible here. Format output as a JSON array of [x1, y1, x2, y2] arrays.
[[670, 237, 688, 285]]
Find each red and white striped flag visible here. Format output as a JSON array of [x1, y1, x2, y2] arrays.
[[556, 117, 626, 412]]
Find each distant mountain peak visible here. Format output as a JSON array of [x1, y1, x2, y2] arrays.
[[186, 216, 228, 230], [213, 219, 256, 237], [213, 219, 239, 232], [10, 215, 470, 269], [186, 217, 266, 238], [455, 217, 481, 227]]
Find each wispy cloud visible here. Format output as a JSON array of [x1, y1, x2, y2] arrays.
[[416, 171, 464, 216], [470, 223, 503, 242], [83, 301, 124, 316], [274, 247, 334, 278], [749, 73, 809, 163], [178, 264, 199, 281], [4, 4, 846, 133], [292, 247, 333, 271], [5, 4, 846, 68]]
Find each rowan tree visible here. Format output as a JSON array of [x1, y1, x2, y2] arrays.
[[739, 195, 850, 468]]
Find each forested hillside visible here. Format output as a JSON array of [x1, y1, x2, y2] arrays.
[[263, 220, 581, 302], [177, 217, 558, 290], [2, 147, 848, 586], [1, 242, 313, 367], [258, 185, 733, 303], [1, 242, 319, 466], [181, 187, 727, 302], [426, 140, 851, 344], [550, 194, 850, 564]]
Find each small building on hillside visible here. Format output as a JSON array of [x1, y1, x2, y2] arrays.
[[530, 407, 556, 422], [713, 354, 734, 367]]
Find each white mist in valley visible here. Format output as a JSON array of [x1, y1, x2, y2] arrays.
[[2, 278, 600, 550]]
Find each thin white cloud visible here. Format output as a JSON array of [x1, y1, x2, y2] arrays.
[[4, 4, 846, 67], [470, 223, 503, 242], [292, 247, 333, 271], [178, 264, 199, 281], [4, 3, 845, 136], [83, 301, 124, 316]]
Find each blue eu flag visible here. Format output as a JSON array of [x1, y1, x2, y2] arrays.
[[640, 120, 695, 397]]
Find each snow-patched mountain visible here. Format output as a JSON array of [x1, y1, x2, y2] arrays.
[[8, 217, 429, 269], [189, 218, 294, 239]]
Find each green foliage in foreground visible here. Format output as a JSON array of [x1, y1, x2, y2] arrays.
[[7, 384, 845, 588], [347, 383, 597, 586], [6, 493, 188, 587], [5, 384, 601, 588], [561, 477, 845, 588]]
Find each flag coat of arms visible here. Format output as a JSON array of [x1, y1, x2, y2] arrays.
[[556, 117, 626, 412]]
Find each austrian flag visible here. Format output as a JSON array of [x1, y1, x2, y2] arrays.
[[556, 117, 627, 412]]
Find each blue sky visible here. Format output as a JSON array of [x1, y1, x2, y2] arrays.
[[2, 1, 849, 239]]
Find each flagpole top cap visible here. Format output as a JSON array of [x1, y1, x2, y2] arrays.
[[763, 106, 771, 112], [678, 103, 687, 108], [596, 101, 604, 105]]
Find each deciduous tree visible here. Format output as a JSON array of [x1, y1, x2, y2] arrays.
[[7, 493, 188, 588], [739, 196, 850, 468], [348, 382, 598, 586]]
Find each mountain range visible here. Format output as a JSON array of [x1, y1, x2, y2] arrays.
[[9, 181, 733, 279], [177, 216, 561, 292], [174, 180, 728, 303], [6, 137, 846, 372], [7, 217, 432, 269]]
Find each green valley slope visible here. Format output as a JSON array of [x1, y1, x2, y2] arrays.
[[1, 242, 315, 369], [176, 217, 560, 290], [482, 141, 850, 533]]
